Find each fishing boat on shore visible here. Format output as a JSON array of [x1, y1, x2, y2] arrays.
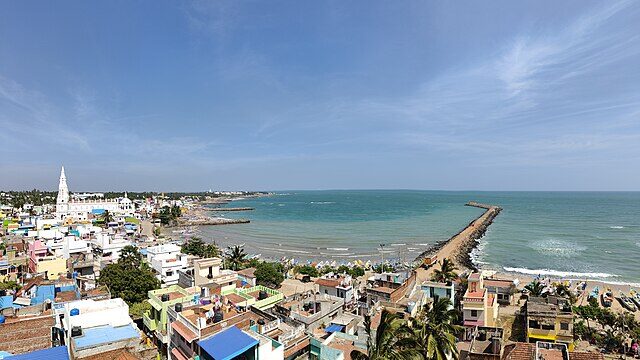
[[629, 289, 640, 309], [618, 291, 638, 311], [588, 286, 599, 301], [602, 288, 613, 308]]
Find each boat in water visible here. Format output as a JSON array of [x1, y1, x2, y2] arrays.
[[602, 288, 613, 308], [588, 286, 599, 301], [618, 291, 638, 311]]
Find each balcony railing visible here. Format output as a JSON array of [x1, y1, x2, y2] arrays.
[[143, 312, 158, 332]]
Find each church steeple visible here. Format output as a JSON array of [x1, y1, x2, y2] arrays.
[[57, 166, 69, 204]]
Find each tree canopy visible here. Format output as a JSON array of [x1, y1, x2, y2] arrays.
[[98, 245, 160, 304], [182, 237, 220, 258], [254, 261, 284, 288]]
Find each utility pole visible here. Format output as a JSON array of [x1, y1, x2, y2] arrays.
[[379, 243, 387, 273]]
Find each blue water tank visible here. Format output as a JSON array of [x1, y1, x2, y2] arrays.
[[70, 308, 80, 316], [0, 314, 5, 324]]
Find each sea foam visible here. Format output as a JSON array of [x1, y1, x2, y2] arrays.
[[503, 267, 618, 279]]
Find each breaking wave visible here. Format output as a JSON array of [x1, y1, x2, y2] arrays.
[[503, 267, 618, 279]]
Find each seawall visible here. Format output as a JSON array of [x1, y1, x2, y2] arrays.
[[414, 202, 502, 271]]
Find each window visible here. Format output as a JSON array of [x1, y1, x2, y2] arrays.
[[471, 310, 478, 317], [560, 322, 569, 331]]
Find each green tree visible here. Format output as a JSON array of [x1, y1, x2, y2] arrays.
[[129, 301, 151, 319], [100, 210, 113, 227], [0, 281, 21, 291], [295, 265, 319, 277], [254, 262, 284, 288], [405, 298, 462, 360], [226, 245, 247, 271], [182, 237, 220, 258], [431, 258, 458, 283], [98, 246, 160, 304], [351, 310, 414, 360], [524, 279, 545, 297]]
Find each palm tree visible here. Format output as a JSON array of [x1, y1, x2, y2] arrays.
[[405, 298, 462, 360], [226, 245, 247, 270], [100, 210, 113, 227], [431, 258, 458, 283], [351, 310, 414, 360], [524, 279, 545, 297]]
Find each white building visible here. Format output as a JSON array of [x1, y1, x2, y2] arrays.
[[146, 243, 189, 287], [57, 298, 143, 359], [55, 166, 134, 221]]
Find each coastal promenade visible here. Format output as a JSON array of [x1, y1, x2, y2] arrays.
[[415, 202, 502, 280]]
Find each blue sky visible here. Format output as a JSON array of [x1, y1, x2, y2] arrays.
[[1, 1, 639, 191]]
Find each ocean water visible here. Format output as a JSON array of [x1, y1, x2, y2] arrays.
[[198, 191, 640, 283]]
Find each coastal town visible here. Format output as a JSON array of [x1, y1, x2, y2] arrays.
[[0, 168, 638, 360]]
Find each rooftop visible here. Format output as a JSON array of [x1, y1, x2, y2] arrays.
[[2, 346, 69, 360], [73, 324, 140, 350], [198, 326, 258, 360]]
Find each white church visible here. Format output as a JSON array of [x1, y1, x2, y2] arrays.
[[55, 166, 134, 221]]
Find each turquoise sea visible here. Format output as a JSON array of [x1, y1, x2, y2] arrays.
[[199, 191, 640, 284]]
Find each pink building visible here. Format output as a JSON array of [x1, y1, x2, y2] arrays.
[[28, 240, 49, 273]]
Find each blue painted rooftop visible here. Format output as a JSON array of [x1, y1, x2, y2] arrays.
[[0, 295, 18, 310], [5, 346, 69, 360], [198, 326, 258, 360], [325, 324, 345, 333], [31, 284, 55, 305], [72, 324, 139, 349]]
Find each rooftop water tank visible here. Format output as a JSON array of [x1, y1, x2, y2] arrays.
[[213, 311, 223, 323], [70, 308, 80, 316], [0, 314, 5, 324]]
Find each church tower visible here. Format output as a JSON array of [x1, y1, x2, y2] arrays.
[[56, 166, 70, 220]]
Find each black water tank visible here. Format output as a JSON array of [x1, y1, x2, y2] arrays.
[[175, 303, 183, 312], [258, 290, 268, 300], [71, 326, 82, 337], [257, 319, 265, 325], [214, 311, 223, 323], [161, 294, 170, 302]]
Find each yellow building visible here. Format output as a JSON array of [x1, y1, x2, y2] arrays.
[[34, 256, 67, 280], [525, 296, 574, 350]]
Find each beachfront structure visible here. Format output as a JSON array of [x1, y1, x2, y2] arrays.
[[462, 273, 499, 328], [315, 273, 355, 306], [146, 243, 189, 287], [525, 296, 574, 350], [483, 278, 518, 306], [420, 280, 456, 309], [55, 167, 134, 221]]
